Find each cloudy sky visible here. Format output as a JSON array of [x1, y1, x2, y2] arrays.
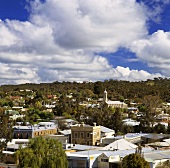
[[0, 0, 170, 85]]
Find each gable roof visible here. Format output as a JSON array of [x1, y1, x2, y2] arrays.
[[101, 139, 137, 150]]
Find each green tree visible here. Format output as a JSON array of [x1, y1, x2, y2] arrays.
[[143, 95, 162, 126], [153, 123, 166, 134], [0, 112, 14, 161], [122, 153, 150, 168], [15, 136, 68, 168], [167, 123, 170, 134], [156, 160, 170, 168], [111, 108, 123, 133]]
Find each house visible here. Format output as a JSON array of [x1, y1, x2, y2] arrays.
[[98, 147, 153, 168], [101, 133, 149, 146], [13, 122, 57, 139], [71, 122, 101, 146], [100, 126, 115, 138], [122, 118, 140, 126], [67, 147, 153, 168], [5, 110, 25, 120], [64, 143, 102, 152], [127, 107, 139, 114], [67, 150, 103, 168], [62, 119, 78, 128], [2, 140, 28, 165], [59, 129, 71, 143], [101, 135, 123, 146], [141, 134, 169, 144], [101, 139, 137, 151], [144, 149, 170, 168]]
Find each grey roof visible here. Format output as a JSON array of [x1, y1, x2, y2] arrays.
[[67, 147, 153, 159], [144, 149, 170, 162], [102, 147, 153, 158], [64, 119, 78, 123], [59, 129, 71, 135], [65, 144, 102, 151], [13, 122, 57, 132], [67, 149, 104, 158], [100, 126, 114, 133], [125, 133, 149, 139], [146, 141, 170, 147], [142, 134, 165, 139], [101, 139, 137, 150]]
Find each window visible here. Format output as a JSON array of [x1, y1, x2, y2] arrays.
[[74, 132, 78, 138], [87, 132, 90, 138], [80, 132, 84, 138], [87, 141, 90, 145], [101, 158, 108, 162]]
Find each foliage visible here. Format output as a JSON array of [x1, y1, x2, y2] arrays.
[[2, 78, 170, 134], [0, 111, 14, 161], [153, 123, 166, 134], [122, 154, 150, 168], [142, 95, 162, 126], [121, 125, 134, 134], [15, 136, 68, 168], [156, 160, 170, 168], [25, 109, 54, 123]]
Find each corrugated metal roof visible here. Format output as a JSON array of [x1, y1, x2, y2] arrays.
[[144, 149, 170, 161], [101, 139, 137, 150], [100, 126, 114, 133]]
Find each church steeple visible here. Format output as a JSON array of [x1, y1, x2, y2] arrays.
[[103, 89, 108, 103]]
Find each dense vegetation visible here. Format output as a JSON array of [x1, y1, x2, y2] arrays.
[[0, 112, 14, 162], [1, 78, 170, 138], [15, 136, 68, 168], [1, 78, 170, 102]]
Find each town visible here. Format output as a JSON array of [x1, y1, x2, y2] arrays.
[[0, 79, 170, 168]]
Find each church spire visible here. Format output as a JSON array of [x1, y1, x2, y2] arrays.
[[103, 89, 108, 103]]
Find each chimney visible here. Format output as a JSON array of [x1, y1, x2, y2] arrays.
[[81, 122, 85, 127], [93, 122, 96, 127]]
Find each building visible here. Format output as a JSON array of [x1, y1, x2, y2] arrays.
[[13, 122, 57, 139], [144, 149, 170, 168], [101, 139, 137, 151], [67, 147, 153, 168], [103, 90, 128, 108], [71, 122, 100, 146], [100, 126, 115, 138]]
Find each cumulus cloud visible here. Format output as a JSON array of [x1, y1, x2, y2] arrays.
[[131, 30, 170, 76], [0, 0, 164, 84], [29, 0, 148, 51]]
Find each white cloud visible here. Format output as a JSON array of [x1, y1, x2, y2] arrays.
[[0, 0, 164, 84], [29, 0, 148, 51], [0, 63, 40, 85], [131, 30, 170, 76]]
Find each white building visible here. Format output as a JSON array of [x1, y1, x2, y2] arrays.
[[103, 90, 128, 108]]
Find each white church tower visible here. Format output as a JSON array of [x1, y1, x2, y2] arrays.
[[103, 89, 108, 103]]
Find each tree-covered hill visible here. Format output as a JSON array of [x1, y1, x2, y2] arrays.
[[1, 78, 170, 102]]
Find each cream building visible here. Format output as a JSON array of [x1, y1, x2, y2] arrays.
[[71, 122, 100, 146]]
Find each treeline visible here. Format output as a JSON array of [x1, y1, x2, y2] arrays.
[[1, 77, 170, 102]]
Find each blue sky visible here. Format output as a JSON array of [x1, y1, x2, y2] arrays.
[[0, 0, 170, 84], [0, 0, 28, 21]]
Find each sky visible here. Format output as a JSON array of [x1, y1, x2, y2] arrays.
[[0, 0, 170, 85]]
